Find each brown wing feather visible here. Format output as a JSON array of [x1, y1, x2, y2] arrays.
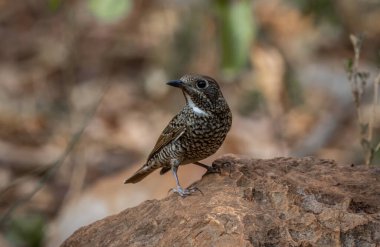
[[124, 114, 186, 184], [147, 116, 186, 161]]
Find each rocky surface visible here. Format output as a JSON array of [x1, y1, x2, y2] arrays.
[[61, 155, 380, 247]]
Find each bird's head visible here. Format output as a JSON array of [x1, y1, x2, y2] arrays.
[[167, 74, 226, 112]]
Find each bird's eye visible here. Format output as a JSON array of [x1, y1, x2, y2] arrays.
[[196, 80, 208, 89]]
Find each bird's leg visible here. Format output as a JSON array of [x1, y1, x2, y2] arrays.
[[170, 160, 200, 197], [194, 161, 221, 175]]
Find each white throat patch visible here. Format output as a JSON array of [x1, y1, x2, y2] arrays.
[[186, 94, 208, 116]]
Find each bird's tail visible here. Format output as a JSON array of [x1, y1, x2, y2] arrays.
[[124, 164, 156, 184]]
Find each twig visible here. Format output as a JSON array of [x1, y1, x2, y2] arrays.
[[372, 73, 380, 154], [347, 34, 379, 166], [349, 35, 370, 125]]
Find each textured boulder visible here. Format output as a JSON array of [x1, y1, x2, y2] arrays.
[[61, 155, 380, 246]]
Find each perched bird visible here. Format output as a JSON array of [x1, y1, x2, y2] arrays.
[[124, 74, 232, 196]]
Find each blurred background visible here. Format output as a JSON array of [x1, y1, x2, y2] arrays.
[[0, 0, 379, 246]]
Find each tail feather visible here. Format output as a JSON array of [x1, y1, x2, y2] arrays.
[[124, 164, 156, 184]]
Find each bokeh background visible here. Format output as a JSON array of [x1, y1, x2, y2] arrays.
[[0, 0, 379, 246]]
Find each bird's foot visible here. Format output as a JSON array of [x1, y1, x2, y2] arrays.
[[170, 185, 203, 197], [194, 162, 221, 175], [204, 165, 221, 175], [211, 160, 233, 177]]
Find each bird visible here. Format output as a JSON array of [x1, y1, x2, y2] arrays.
[[124, 74, 232, 197]]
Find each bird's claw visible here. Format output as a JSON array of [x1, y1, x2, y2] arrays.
[[204, 165, 221, 175], [169, 186, 203, 197], [194, 162, 221, 175], [212, 160, 233, 177]]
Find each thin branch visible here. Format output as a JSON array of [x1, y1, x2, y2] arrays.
[[349, 34, 364, 124], [347, 34, 379, 166], [373, 73, 380, 154]]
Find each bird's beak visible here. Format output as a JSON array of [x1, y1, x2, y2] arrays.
[[166, 80, 184, 88]]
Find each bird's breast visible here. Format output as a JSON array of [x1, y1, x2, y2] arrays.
[[183, 111, 231, 147]]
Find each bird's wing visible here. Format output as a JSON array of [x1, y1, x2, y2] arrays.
[[147, 114, 186, 161]]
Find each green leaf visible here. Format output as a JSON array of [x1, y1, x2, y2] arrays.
[[88, 0, 132, 22], [216, 0, 255, 77], [375, 142, 380, 153], [345, 58, 353, 72], [48, 0, 61, 11], [6, 214, 45, 247]]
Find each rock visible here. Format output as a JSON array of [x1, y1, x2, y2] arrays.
[[47, 160, 205, 246], [61, 155, 380, 247]]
